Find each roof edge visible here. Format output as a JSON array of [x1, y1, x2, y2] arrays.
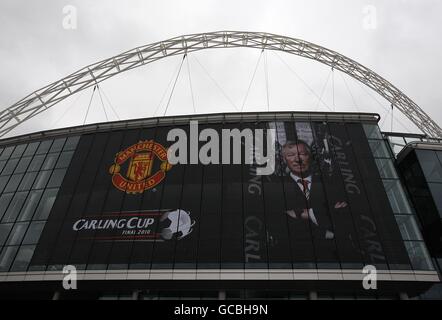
[[0, 111, 380, 147]]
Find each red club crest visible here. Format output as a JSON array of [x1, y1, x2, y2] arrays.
[[109, 140, 172, 194]]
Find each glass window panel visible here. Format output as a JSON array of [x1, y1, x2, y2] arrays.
[[2, 158, 19, 175], [22, 221, 45, 245], [23, 142, 40, 156], [363, 123, 383, 139], [395, 215, 422, 241], [383, 179, 412, 214], [368, 140, 391, 158], [3, 174, 24, 193], [32, 170, 52, 189], [416, 150, 442, 183], [0, 193, 14, 221], [437, 151, 442, 167], [5, 222, 29, 245], [0, 160, 6, 174], [10, 144, 26, 159], [17, 172, 38, 191], [0, 223, 13, 246], [49, 138, 66, 153], [47, 169, 66, 188], [41, 153, 59, 170], [437, 258, 442, 270], [11, 245, 35, 272], [14, 156, 32, 174], [27, 154, 45, 172], [55, 151, 74, 169], [0, 175, 10, 193], [63, 136, 80, 151], [0, 246, 18, 272], [17, 190, 43, 222], [0, 146, 15, 161], [1, 192, 28, 223], [375, 158, 399, 179], [404, 241, 434, 271], [428, 183, 442, 218], [33, 189, 58, 220], [36, 140, 52, 155]]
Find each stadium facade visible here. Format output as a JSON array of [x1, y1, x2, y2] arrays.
[[0, 111, 440, 300]]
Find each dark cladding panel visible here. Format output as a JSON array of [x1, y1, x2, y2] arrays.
[[398, 148, 442, 261], [125, 126, 159, 269], [104, 129, 144, 269], [220, 123, 245, 269], [172, 162, 203, 269], [75, 130, 140, 269], [327, 122, 388, 269], [242, 121, 269, 269], [263, 173, 294, 268], [49, 132, 110, 268], [346, 123, 410, 268], [125, 145, 168, 270], [266, 120, 296, 268], [149, 126, 187, 269], [311, 121, 363, 268], [30, 134, 94, 268], [82, 130, 126, 269], [296, 121, 340, 268], [196, 124, 222, 269], [70, 131, 126, 269]]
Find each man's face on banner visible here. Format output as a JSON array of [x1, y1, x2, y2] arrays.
[[283, 142, 311, 177]]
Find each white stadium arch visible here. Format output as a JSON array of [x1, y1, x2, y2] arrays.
[[1, 31, 441, 138]]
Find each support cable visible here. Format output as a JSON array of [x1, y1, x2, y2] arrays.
[[332, 68, 335, 111], [379, 109, 390, 129], [273, 51, 332, 111], [192, 55, 239, 111], [153, 56, 185, 117], [314, 70, 333, 112], [340, 72, 359, 112], [356, 80, 412, 133], [97, 85, 109, 122], [100, 87, 120, 120], [3, 32, 440, 138], [186, 54, 196, 114], [83, 85, 97, 125], [52, 90, 85, 127], [391, 103, 394, 132], [241, 50, 264, 111], [264, 50, 270, 111], [163, 54, 186, 116]]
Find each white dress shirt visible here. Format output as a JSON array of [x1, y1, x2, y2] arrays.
[[290, 173, 312, 194], [288, 173, 318, 225]]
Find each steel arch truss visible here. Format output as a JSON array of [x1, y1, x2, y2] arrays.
[[1, 31, 440, 138]]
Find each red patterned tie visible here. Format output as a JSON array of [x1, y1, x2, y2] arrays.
[[298, 179, 310, 200]]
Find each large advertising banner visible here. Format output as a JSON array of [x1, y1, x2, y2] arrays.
[[30, 120, 410, 270]]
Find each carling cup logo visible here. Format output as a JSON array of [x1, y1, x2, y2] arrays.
[[109, 140, 172, 194]]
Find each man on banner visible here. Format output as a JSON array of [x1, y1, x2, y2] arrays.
[[282, 140, 348, 240]]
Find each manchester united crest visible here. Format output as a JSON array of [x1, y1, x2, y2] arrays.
[[109, 140, 172, 194]]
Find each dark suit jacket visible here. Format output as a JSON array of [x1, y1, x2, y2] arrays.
[[283, 172, 334, 240]]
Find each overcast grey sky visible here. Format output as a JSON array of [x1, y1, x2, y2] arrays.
[[1, 0, 441, 137]]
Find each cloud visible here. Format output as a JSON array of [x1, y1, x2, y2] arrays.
[[0, 0, 441, 137]]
